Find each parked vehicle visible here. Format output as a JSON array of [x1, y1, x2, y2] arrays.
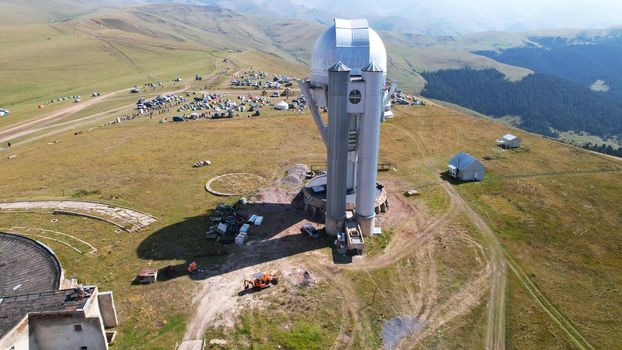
[[301, 224, 319, 239]]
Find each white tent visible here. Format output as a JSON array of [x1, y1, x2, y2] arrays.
[[275, 101, 289, 110]]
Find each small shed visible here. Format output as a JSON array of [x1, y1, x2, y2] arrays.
[[496, 133, 521, 148], [448, 152, 485, 182]]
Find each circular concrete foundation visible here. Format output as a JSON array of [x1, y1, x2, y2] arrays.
[[302, 174, 389, 220]]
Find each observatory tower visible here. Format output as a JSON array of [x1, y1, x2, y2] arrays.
[[299, 19, 396, 250]]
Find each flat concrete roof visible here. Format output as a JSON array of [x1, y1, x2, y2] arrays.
[[0, 232, 62, 297], [0, 287, 94, 338]]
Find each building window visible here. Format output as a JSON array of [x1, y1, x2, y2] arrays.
[[349, 89, 362, 104], [74, 324, 83, 332]]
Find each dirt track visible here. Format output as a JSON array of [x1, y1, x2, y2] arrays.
[[0, 89, 127, 144], [441, 182, 507, 350], [0, 85, 190, 148], [179, 178, 499, 349]]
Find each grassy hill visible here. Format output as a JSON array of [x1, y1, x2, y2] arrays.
[[0, 2, 538, 130], [1, 101, 620, 349], [0, 3, 621, 348], [0, 4, 312, 128]]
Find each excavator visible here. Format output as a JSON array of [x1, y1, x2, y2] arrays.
[[243, 272, 279, 291]]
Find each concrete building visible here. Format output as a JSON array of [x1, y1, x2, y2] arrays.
[[448, 152, 485, 182], [0, 232, 118, 350], [496, 133, 522, 148]]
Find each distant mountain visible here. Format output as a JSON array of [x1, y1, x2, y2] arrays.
[[188, 0, 622, 35], [3, 1, 621, 147], [12, 0, 620, 36], [475, 29, 622, 102]]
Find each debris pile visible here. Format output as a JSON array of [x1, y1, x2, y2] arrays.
[[193, 160, 211, 168], [281, 164, 310, 186], [204, 203, 264, 245]]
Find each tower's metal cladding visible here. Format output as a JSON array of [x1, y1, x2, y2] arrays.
[[325, 62, 351, 235], [299, 18, 393, 238], [356, 62, 385, 236]]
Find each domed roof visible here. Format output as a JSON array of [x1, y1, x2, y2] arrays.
[[311, 19, 387, 85]]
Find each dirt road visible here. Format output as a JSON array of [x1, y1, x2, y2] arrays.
[[0, 85, 190, 148], [0, 89, 127, 144], [441, 182, 507, 350]]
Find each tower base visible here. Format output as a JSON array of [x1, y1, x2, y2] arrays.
[[303, 175, 388, 223], [325, 216, 344, 236], [356, 215, 375, 237]]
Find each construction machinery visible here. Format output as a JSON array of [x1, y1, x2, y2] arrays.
[[243, 272, 279, 291]]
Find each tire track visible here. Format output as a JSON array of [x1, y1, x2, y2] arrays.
[[441, 181, 507, 350], [505, 254, 595, 350]]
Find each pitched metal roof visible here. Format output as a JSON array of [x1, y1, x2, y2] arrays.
[[448, 152, 481, 170]]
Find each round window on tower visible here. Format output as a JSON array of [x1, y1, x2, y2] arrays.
[[349, 89, 362, 104]]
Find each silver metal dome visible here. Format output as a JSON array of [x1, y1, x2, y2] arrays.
[[310, 18, 387, 86]]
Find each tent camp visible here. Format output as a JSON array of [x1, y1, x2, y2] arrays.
[[275, 101, 289, 110], [496, 133, 521, 148], [448, 152, 485, 182]]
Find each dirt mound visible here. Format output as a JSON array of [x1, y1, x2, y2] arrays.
[[281, 164, 309, 186]]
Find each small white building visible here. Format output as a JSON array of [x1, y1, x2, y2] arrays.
[[0, 232, 118, 350], [448, 152, 485, 182], [0, 286, 118, 350], [496, 133, 522, 148]]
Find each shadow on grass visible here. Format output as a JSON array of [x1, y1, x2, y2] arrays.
[[439, 170, 472, 185], [137, 193, 337, 282]]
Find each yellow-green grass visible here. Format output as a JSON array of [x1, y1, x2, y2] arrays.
[[506, 272, 573, 349], [0, 112, 325, 348], [344, 217, 488, 349], [0, 103, 467, 348], [1, 93, 621, 348], [203, 279, 344, 349], [415, 299, 488, 349], [0, 212, 195, 350], [390, 104, 622, 349], [208, 173, 267, 196], [0, 22, 226, 128]]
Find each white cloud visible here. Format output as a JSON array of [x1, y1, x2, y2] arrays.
[[294, 0, 622, 33]]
